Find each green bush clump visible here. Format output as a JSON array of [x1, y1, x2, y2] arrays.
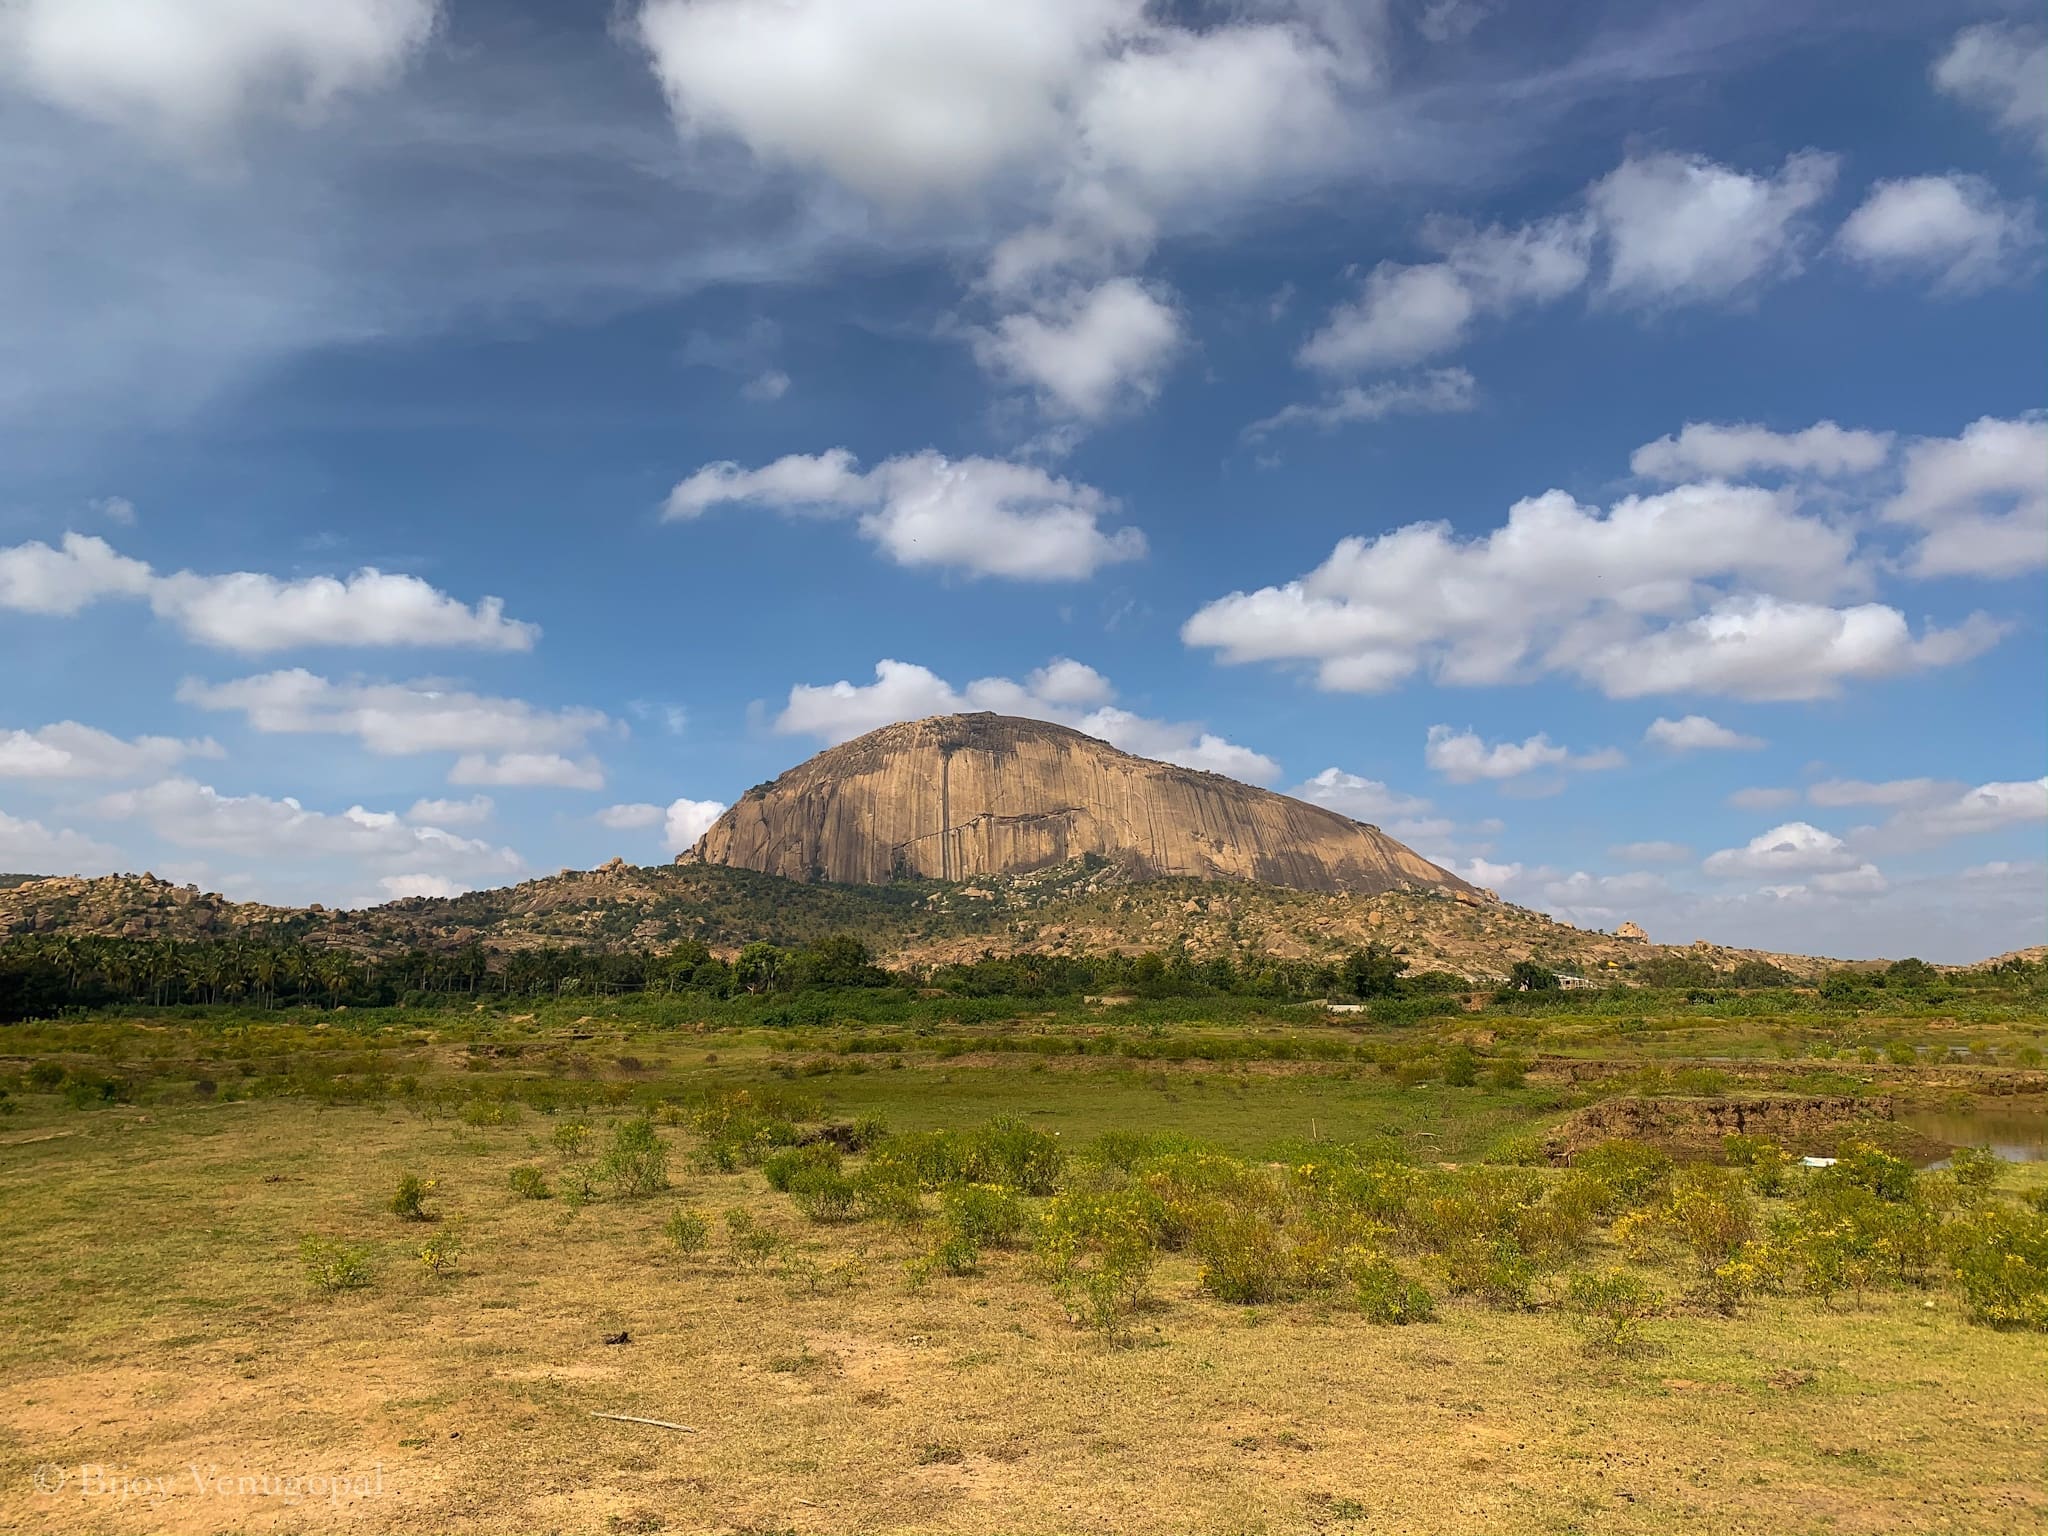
[[723, 1207, 782, 1269], [852, 1162, 925, 1223], [26, 1061, 64, 1090], [664, 1207, 710, 1256], [1948, 1147, 2001, 1196], [1352, 1256, 1435, 1324], [1571, 1141, 1674, 1210], [1691, 1240, 1785, 1314], [62, 1074, 120, 1108], [790, 1169, 860, 1223], [1189, 1203, 1317, 1304], [301, 1236, 374, 1293], [1945, 1206, 2048, 1329], [941, 1182, 1027, 1248], [1440, 1235, 1536, 1308], [1036, 1188, 1159, 1344], [1440, 1045, 1478, 1088], [1487, 1052, 1528, 1090], [867, 1117, 1063, 1194], [598, 1117, 670, 1197], [1566, 1267, 1659, 1355], [763, 1142, 841, 1192], [1663, 1164, 1758, 1272], [1723, 1135, 1793, 1196], [390, 1172, 436, 1221], [1817, 1142, 1915, 1203], [507, 1165, 550, 1200], [1780, 1177, 1941, 1299], [689, 1087, 810, 1168]]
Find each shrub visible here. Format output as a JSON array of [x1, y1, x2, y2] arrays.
[[1946, 1206, 2048, 1330], [1664, 1165, 1757, 1272], [63, 1074, 119, 1108], [942, 1182, 1028, 1249], [390, 1173, 436, 1222], [665, 1207, 710, 1256], [1036, 1188, 1159, 1343], [1189, 1203, 1295, 1304], [723, 1208, 782, 1269], [551, 1121, 594, 1157], [1486, 1052, 1528, 1090], [1783, 1180, 1940, 1299], [1572, 1141, 1673, 1210], [789, 1170, 860, 1223], [417, 1233, 461, 1279], [598, 1118, 670, 1197], [1816, 1142, 1915, 1203], [1948, 1147, 2001, 1196], [1566, 1267, 1660, 1355], [867, 1118, 1063, 1193], [764, 1143, 842, 1192], [1691, 1240, 1784, 1314], [507, 1166, 550, 1200], [1353, 1255, 1435, 1324], [461, 1097, 520, 1126], [1440, 1045, 1478, 1088], [1440, 1235, 1535, 1309], [26, 1062, 64, 1090], [852, 1163, 925, 1223], [301, 1236, 374, 1293]]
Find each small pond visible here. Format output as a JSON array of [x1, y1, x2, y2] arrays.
[[1901, 1105, 2048, 1165]]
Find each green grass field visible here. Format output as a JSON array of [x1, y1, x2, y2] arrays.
[[1, 999, 2044, 1534]]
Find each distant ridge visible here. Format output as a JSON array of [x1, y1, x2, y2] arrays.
[[681, 712, 1480, 898]]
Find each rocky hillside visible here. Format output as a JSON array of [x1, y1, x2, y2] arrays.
[[0, 858, 1839, 980], [683, 712, 1476, 897]]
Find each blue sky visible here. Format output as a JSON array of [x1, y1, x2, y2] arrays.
[[0, 0, 2042, 961]]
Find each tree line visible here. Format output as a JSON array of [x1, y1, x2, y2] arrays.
[[0, 931, 1462, 1021]]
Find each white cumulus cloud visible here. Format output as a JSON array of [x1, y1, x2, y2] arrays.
[[0, 533, 536, 652], [1643, 715, 1764, 753], [90, 777, 521, 877], [0, 721, 220, 779], [1883, 414, 2047, 579], [665, 796, 727, 852], [405, 795, 492, 826], [1290, 767, 1433, 823], [1245, 368, 1476, 439], [178, 670, 609, 757], [1589, 149, 1837, 307], [448, 753, 605, 791], [1424, 725, 1623, 783], [1630, 420, 1892, 481], [973, 276, 1183, 421], [1837, 174, 2038, 294], [1703, 821, 1863, 877], [0, 0, 440, 144], [1934, 22, 2048, 159], [0, 808, 119, 873], [663, 449, 1144, 581]]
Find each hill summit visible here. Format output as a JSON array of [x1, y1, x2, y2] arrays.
[[680, 713, 1478, 899]]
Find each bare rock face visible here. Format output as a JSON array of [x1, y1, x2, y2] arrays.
[[679, 713, 1477, 897]]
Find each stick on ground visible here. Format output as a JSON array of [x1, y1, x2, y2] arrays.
[[588, 1412, 697, 1433]]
